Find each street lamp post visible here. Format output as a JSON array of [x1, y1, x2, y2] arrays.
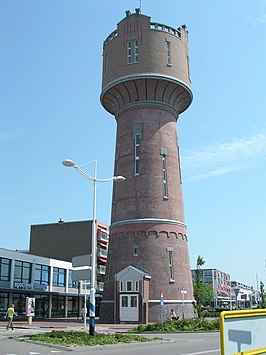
[[62, 159, 125, 335]]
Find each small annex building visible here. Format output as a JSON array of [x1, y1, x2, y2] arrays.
[[114, 265, 151, 323]]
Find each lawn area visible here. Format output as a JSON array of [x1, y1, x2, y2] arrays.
[[25, 331, 158, 346]]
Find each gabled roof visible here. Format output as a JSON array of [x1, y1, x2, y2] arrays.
[[116, 265, 151, 280]]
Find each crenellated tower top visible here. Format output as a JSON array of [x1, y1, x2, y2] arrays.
[[101, 9, 192, 118]]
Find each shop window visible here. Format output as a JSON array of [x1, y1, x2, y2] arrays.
[[0, 258, 10, 281], [53, 267, 66, 287], [14, 260, 31, 283], [68, 270, 78, 288], [0, 292, 9, 315], [35, 264, 49, 286]]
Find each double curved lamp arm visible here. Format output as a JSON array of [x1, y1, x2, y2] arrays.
[[62, 159, 125, 183]]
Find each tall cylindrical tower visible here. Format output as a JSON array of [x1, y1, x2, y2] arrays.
[[100, 9, 194, 323]]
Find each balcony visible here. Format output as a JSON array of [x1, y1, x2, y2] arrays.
[[97, 229, 109, 243], [97, 265, 106, 275], [97, 248, 108, 258], [97, 281, 104, 292]]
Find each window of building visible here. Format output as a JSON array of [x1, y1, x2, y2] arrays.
[[177, 146, 182, 183], [135, 281, 139, 292], [0, 292, 9, 315], [112, 159, 119, 203], [68, 270, 78, 288], [187, 55, 191, 81], [127, 41, 132, 64], [135, 133, 140, 175], [122, 296, 128, 307], [131, 295, 137, 307], [134, 39, 139, 62], [53, 267, 66, 287], [0, 258, 10, 281], [166, 41, 171, 65], [133, 245, 138, 256], [14, 260, 31, 283], [127, 39, 139, 64], [120, 281, 124, 292], [167, 248, 175, 282], [35, 264, 49, 286], [104, 51, 108, 76], [162, 154, 168, 198], [126, 281, 132, 292]]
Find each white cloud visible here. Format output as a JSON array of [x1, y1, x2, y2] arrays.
[[182, 133, 266, 181], [252, 12, 266, 27], [188, 165, 248, 182], [0, 129, 25, 143]]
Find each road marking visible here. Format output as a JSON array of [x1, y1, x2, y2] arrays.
[[181, 350, 220, 355], [29, 353, 41, 354]]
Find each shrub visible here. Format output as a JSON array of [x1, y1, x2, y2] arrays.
[[134, 318, 220, 332]]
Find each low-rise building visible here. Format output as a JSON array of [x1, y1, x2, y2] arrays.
[[0, 247, 87, 318], [29, 219, 109, 297], [191, 268, 231, 307]]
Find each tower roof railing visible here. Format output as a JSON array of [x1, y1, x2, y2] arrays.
[[103, 21, 186, 48], [103, 30, 118, 47], [150, 22, 182, 38]]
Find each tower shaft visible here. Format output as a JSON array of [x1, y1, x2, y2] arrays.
[[100, 9, 194, 323]]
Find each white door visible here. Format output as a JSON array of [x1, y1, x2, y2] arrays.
[[120, 294, 138, 322]]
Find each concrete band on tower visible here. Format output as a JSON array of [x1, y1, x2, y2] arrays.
[[100, 8, 195, 323]]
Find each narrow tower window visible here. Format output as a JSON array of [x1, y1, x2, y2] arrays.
[[127, 39, 139, 64], [162, 155, 168, 198], [104, 51, 108, 76], [166, 40, 171, 65], [134, 39, 139, 63], [127, 41, 132, 64], [133, 245, 138, 256], [135, 133, 140, 175], [112, 156, 119, 203], [167, 247, 175, 282]]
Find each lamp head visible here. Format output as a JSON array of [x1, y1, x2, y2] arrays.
[[62, 159, 76, 167], [114, 175, 126, 182]]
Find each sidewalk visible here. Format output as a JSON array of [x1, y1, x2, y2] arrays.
[[0, 317, 136, 334]]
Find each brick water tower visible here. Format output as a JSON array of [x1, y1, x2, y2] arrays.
[[100, 9, 194, 323]]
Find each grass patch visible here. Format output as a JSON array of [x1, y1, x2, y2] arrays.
[[134, 318, 220, 332], [25, 330, 156, 346]]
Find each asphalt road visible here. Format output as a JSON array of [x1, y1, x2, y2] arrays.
[[0, 331, 220, 355]]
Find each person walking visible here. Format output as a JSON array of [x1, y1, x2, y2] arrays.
[[5, 304, 17, 330]]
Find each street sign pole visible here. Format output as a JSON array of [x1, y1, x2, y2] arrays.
[[84, 282, 87, 331], [160, 291, 164, 323]]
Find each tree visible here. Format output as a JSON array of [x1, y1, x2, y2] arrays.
[[193, 255, 214, 317], [260, 281, 266, 308]]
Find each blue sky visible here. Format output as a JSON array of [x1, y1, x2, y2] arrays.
[[1, 0, 266, 289]]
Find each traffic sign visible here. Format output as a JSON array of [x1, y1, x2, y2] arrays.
[[72, 254, 92, 267], [160, 291, 164, 307], [72, 268, 91, 282]]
